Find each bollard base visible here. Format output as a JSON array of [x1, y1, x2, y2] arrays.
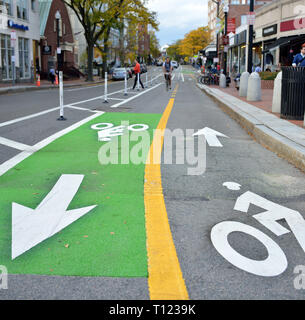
[[57, 116, 67, 121], [103, 100, 109, 104]]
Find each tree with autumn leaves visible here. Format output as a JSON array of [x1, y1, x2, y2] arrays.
[[62, 0, 158, 81], [167, 26, 211, 62]]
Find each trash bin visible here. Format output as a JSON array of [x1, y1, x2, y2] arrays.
[[281, 66, 305, 120]]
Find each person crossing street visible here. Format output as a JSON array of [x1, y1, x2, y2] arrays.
[[132, 59, 145, 90]]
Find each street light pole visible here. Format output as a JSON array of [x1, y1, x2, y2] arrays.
[[223, 3, 229, 75], [212, 0, 220, 58], [247, 0, 254, 73], [55, 10, 61, 72]]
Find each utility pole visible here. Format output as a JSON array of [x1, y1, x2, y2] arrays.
[[247, 0, 254, 73]]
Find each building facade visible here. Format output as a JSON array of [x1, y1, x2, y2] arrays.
[[254, 0, 305, 71], [39, 0, 75, 79], [0, 0, 40, 83]]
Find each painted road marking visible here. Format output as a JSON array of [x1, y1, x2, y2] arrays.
[[144, 84, 189, 300], [212, 190, 305, 277], [0, 137, 33, 152], [211, 221, 288, 277], [65, 105, 99, 113], [12, 174, 97, 260], [193, 127, 229, 147], [91, 122, 149, 142], [0, 112, 161, 276], [0, 74, 162, 129], [223, 182, 242, 191], [0, 112, 105, 177], [111, 83, 162, 108]]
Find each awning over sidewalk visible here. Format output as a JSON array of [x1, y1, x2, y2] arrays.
[[263, 35, 305, 53]]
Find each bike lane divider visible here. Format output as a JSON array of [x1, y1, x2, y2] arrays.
[[0, 112, 161, 277], [144, 84, 190, 300]]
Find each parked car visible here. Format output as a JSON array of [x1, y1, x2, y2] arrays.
[[156, 60, 163, 67], [171, 61, 178, 69], [112, 68, 132, 80]]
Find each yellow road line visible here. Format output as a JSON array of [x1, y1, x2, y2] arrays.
[[144, 84, 189, 300]]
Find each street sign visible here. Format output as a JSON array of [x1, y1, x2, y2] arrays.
[[227, 18, 236, 34], [247, 12, 256, 25]]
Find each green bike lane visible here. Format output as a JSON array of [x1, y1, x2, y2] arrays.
[[0, 112, 161, 277]]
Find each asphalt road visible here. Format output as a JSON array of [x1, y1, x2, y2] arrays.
[[0, 66, 304, 300]]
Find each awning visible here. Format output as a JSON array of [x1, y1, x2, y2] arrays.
[[263, 35, 305, 53]]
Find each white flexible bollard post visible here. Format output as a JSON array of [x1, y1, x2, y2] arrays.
[[239, 72, 250, 97], [145, 71, 148, 88], [124, 69, 128, 96], [137, 73, 140, 91], [272, 71, 282, 113], [219, 73, 227, 88], [247, 72, 262, 101], [104, 72, 108, 103], [57, 71, 66, 121]]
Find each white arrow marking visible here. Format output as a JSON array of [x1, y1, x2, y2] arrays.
[[12, 174, 97, 260], [193, 127, 229, 147], [223, 182, 242, 191]]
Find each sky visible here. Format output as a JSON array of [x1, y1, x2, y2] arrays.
[[147, 0, 209, 48]]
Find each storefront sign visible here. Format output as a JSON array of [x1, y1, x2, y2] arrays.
[[263, 24, 277, 37], [42, 46, 52, 55], [7, 20, 29, 31], [238, 31, 247, 45], [227, 18, 236, 34], [280, 19, 305, 32]]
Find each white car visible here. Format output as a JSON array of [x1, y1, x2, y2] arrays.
[[171, 61, 178, 69]]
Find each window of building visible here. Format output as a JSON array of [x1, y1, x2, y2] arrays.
[[0, 0, 12, 15], [1, 34, 14, 80], [17, 0, 28, 20], [230, 0, 240, 5], [18, 37, 30, 78], [241, 15, 247, 25]]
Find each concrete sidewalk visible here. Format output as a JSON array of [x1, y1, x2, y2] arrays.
[[0, 77, 105, 95], [197, 82, 305, 172]]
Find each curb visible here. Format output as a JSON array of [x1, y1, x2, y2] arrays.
[[197, 83, 305, 173], [0, 80, 106, 96]]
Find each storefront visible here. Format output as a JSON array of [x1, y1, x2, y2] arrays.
[[0, 0, 40, 83], [228, 27, 247, 75], [254, 0, 305, 71]]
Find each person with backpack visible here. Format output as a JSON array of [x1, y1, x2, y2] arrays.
[[132, 59, 144, 90], [292, 43, 305, 67]]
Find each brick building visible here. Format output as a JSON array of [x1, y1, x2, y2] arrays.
[[138, 24, 150, 62], [39, 0, 76, 79]]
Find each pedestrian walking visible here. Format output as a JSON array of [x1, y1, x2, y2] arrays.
[[49, 67, 56, 85], [292, 43, 305, 67], [132, 59, 144, 90]]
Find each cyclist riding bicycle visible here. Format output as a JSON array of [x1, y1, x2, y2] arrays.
[[163, 57, 173, 90]]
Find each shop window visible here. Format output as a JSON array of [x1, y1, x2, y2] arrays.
[[31, 0, 35, 11], [0, 0, 12, 15], [1, 34, 14, 80], [18, 37, 30, 78], [17, 0, 28, 20]]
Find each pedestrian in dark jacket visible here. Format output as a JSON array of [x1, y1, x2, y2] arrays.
[[292, 43, 305, 67]]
